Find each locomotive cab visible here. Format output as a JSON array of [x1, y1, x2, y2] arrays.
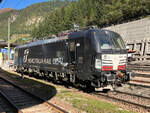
[[89, 30, 134, 88]]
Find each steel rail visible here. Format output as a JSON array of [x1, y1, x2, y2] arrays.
[[135, 73, 150, 78], [127, 82, 150, 88], [111, 90, 150, 100], [0, 90, 21, 113], [130, 79, 150, 84]]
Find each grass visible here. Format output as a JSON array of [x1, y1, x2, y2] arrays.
[[56, 89, 137, 113], [0, 69, 137, 113]]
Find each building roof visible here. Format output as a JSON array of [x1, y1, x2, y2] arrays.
[[0, 40, 18, 48]]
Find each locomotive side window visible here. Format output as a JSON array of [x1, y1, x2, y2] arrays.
[[70, 42, 75, 52], [14, 49, 18, 59], [69, 42, 76, 64], [110, 34, 125, 49], [14, 49, 19, 65]]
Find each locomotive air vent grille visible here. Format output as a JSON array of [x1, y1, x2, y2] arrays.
[[102, 59, 113, 65], [119, 59, 126, 65]]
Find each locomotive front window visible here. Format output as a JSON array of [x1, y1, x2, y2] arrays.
[[95, 33, 112, 50], [95, 31, 125, 50], [110, 34, 125, 49]]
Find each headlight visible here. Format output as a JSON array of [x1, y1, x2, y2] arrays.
[[95, 59, 101, 69]]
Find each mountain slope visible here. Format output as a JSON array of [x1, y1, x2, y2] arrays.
[[0, 1, 68, 40]]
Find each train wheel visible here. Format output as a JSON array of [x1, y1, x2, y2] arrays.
[[88, 86, 95, 92], [85, 81, 95, 92]]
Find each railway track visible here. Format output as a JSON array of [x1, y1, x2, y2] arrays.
[[135, 73, 150, 78], [0, 76, 68, 113], [0, 91, 18, 113], [130, 79, 150, 84], [93, 90, 150, 112], [128, 65, 150, 72], [127, 82, 150, 88], [129, 75, 150, 87]]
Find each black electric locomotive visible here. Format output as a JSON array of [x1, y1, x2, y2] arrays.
[[14, 28, 134, 89]]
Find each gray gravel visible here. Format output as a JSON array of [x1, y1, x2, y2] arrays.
[[116, 84, 150, 98]]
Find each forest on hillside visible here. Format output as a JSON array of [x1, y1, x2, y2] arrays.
[[32, 0, 150, 39], [0, 0, 69, 40]]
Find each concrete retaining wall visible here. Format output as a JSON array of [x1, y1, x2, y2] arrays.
[[104, 17, 150, 61]]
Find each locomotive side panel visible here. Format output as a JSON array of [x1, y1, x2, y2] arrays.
[[75, 31, 97, 80], [18, 40, 69, 73], [83, 31, 96, 80]]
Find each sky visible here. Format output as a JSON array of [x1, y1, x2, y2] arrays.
[[0, 0, 51, 10]]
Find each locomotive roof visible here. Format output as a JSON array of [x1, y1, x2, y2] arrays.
[[16, 29, 115, 49], [17, 37, 61, 49]]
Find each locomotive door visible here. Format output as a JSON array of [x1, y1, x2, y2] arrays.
[[69, 41, 76, 64], [75, 40, 83, 72], [68, 40, 83, 72]]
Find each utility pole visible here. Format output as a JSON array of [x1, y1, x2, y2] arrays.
[[8, 17, 10, 63]]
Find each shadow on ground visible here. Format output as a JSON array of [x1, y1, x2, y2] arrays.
[[0, 68, 57, 112]]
